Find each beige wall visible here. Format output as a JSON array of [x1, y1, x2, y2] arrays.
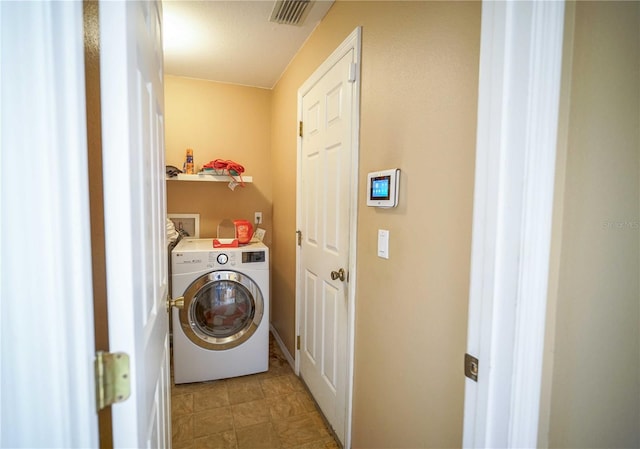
[[165, 76, 273, 243], [271, 2, 480, 447], [544, 2, 640, 447]]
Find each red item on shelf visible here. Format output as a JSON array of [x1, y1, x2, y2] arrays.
[[202, 159, 246, 187], [212, 238, 239, 248]]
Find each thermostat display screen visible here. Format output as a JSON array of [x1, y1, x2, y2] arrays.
[[366, 168, 400, 208], [371, 177, 391, 200]]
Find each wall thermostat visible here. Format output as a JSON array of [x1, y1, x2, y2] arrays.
[[367, 168, 400, 208]]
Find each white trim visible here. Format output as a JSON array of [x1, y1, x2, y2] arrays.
[[295, 27, 361, 449], [0, 1, 98, 447], [463, 2, 565, 448], [270, 324, 296, 370]]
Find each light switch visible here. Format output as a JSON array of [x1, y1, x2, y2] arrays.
[[377, 229, 389, 259]]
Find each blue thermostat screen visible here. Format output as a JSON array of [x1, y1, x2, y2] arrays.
[[366, 168, 399, 208], [371, 176, 391, 200]]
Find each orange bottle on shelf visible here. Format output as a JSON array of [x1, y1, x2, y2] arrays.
[[184, 148, 194, 174]]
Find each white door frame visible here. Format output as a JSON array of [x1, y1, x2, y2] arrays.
[[0, 1, 98, 447], [463, 1, 565, 448], [295, 27, 362, 449]]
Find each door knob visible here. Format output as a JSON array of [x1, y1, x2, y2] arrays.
[[166, 296, 184, 313], [330, 268, 345, 282]]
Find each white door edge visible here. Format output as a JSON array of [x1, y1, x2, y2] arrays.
[[0, 2, 98, 446], [99, 1, 170, 447], [295, 26, 362, 449], [463, 2, 565, 448]]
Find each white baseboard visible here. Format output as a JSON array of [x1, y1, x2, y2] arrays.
[[270, 324, 295, 370]]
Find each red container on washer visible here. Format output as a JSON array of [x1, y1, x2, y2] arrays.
[[233, 219, 254, 244]]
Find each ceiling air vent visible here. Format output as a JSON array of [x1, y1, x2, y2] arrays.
[[269, 0, 314, 26]]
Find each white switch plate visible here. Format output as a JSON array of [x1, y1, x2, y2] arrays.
[[378, 229, 389, 259]]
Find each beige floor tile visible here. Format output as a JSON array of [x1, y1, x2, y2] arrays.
[[171, 336, 339, 449], [267, 355, 293, 376], [193, 383, 230, 411], [174, 441, 195, 449], [192, 430, 238, 449], [172, 393, 194, 417], [272, 412, 331, 449], [174, 380, 221, 395], [172, 414, 194, 447], [227, 378, 264, 405], [231, 398, 271, 429], [236, 422, 281, 449], [251, 366, 288, 382], [193, 406, 234, 438], [286, 374, 307, 392], [288, 437, 340, 449], [261, 375, 297, 398], [268, 392, 316, 420]]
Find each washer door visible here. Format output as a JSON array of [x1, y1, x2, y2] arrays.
[[179, 270, 264, 350]]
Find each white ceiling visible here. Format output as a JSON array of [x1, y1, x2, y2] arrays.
[[162, 0, 334, 89]]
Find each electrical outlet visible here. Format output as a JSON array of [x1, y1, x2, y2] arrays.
[[254, 212, 262, 225]]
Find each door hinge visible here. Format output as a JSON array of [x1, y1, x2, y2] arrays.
[[464, 353, 479, 382], [299, 121, 303, 137], [297, 335, 301, 350], [296, 230, 302, 246], [95, 351, 131, 411]]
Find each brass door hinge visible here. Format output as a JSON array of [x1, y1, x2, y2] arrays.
[[299, 121, 303, 137], [95, 351, 131, 411], [296, 230, 302, 246], [464, 353, 479, 382], [297, 335, 301, 350]]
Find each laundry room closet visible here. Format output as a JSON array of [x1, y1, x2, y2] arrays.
[[165, 75, 273, 245]]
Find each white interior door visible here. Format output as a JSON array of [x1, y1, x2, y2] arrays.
[[297, 30, 360, 446], [99, 1, 170, 447]]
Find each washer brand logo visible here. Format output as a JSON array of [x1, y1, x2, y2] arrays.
[[175, 254, 202, 264]]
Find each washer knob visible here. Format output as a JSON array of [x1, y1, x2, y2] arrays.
[[216, 253, 228, 265]]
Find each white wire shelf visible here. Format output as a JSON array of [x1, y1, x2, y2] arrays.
[[166, 173, 253, 183]]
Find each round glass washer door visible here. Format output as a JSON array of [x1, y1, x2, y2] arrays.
[[179, 270, 264, 351]]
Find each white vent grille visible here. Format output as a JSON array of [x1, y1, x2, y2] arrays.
[[269, 0, 313, 26]]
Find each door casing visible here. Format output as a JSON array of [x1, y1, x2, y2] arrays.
[[462, 2, 565, 447]]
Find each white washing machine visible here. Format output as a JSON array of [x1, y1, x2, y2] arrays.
[[171, 238, 269, 384]]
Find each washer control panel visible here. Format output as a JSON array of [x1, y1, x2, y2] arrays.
[[210, 250, 266, 267], [209, 251, 236, 268], [171, 239, 269, 275], [208, 250, 267, 268]]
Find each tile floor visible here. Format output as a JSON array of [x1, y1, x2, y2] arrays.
[[171, 334, 340, 449]]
